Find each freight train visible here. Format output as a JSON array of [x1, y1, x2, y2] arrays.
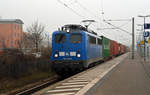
[[51, 24, 129, 76]]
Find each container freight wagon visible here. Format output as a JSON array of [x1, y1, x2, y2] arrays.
[[125, 46, 130, 52], [114, 41, 119, 56], [119, 44, 125, 54], [110, 40, 119, 57], [101, 36, 110, 59]]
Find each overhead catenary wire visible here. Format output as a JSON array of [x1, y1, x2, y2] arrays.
[[105, 19, 131, 21], [97, 20, 131, 30], [103, 20, 132, 35], [57, 0, 132, 43], [118, 20, 132, 28], [103, 19, 132, 34], [99, 0, 132, 36], [100, 0, 105, 19], [100, 0, 131, 36], [57, 0, 85, 19], [75, 0, 125, 37], [75, 0, 100, 20], [58, 0, 130, 33], [62, 0, 78, 5]]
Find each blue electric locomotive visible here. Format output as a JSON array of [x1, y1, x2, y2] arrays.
[[51, 24, 103, 75]]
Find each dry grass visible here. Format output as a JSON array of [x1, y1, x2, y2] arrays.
[[0, 71, 55, 94]]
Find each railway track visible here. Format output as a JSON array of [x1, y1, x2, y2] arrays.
[[10, 75, 61, 95]]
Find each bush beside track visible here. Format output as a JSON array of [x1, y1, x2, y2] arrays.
[[0, 48, 55, 94]]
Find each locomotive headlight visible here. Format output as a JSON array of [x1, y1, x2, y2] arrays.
[[77, 54, 81, 58], [54, 54, 58, 57], [66, 29, 70, 33]]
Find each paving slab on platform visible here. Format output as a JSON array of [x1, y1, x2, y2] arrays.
[[90, 52, 150, 95]]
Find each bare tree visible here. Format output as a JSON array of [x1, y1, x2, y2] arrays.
[[26, 21, 45, 52], [44, 33, 51, 49], [21, 33, 33, 49]]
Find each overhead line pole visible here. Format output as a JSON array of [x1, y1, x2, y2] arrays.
[[144, 17, 146, 61], [137, 24, 144, 56], [132, 17, 135, 59]]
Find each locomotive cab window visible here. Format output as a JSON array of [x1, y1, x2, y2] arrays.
[[98, 38, 102, 45], [89, 36, 96, 44], [70, 34, 82, 43], [54, 34, 66, 43]]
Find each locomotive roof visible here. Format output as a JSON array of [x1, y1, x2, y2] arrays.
[[62, 24, 97, 35], [63, 24, 87, 31]]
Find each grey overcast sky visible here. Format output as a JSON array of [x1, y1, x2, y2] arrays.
[[0, 0, 150, 46]]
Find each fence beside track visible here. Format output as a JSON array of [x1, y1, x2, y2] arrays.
[[0, 59, 51, 78]]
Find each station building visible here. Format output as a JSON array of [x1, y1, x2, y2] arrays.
[[0, 19, 24, 50]]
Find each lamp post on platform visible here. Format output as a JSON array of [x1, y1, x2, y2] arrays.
[[137, 24, 144, 56], [138, 15, 150, 61]]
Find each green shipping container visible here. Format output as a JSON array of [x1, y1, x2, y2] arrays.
[[102, 36, 110, 58]]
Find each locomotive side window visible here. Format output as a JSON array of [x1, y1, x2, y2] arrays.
[[70, 34, 82, 43], [89, 36, 96, 44], [54, 34, 66, 43], [98, 38, 102, 45]]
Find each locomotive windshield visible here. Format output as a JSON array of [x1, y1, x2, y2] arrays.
[[70, 34, 82, 43], [54, 34, 66, 43]]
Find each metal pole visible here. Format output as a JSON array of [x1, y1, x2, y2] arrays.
[[144, 17, 146, 61], [147, 46, 149, 57], [48, 34, 50, 49], [132, 17, 135, 59]]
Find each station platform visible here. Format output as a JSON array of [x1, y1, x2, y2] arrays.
[[33, 52, 150, 95], [89, 52, 150, 95]]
